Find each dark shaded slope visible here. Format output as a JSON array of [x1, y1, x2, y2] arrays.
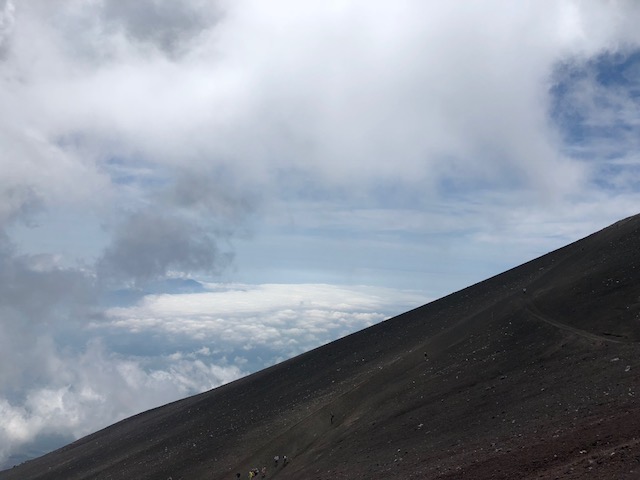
[[529, 215, 640, 341], [2, 214, 640, 479]]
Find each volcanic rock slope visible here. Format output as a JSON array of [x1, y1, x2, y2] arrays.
[[3, 214, 640, 480]]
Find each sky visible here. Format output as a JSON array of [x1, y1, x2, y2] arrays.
[[1, 0, 640, 469]]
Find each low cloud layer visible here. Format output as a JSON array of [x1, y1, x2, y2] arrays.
[[103, 283, 427, 360]]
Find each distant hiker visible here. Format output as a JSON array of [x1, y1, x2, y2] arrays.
[[283, 455, 288, 466], [522, 287, 527, 294], [330, 412, 334, 424], [424, 352, 428, 361], [274, 455, 279, 467], [249, 470, 255, 479], [236, 474, 241, 479], [261, 466, 267, 478]]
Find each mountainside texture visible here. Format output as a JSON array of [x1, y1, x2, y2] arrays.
[[2, 214, 640, 479]]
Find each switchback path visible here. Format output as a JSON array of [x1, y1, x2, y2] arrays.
[[523, 299, 634, 345]]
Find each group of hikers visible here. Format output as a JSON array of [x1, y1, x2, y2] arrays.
[[237, 455, 288, 479], [243, 467, 265, 479]]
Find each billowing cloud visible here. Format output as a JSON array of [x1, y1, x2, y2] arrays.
[[0, 339, 243, 468], [3, 0, 640, 227]]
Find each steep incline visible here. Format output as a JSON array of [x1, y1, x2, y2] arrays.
[[2, 214, 640, 479]]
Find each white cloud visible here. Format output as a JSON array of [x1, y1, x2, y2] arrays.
[[2, 1, 636, 200], [0, 339, 244, 468], [102, 283, 429, 354]]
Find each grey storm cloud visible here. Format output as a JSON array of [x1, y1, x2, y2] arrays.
[[97, 209, 233, 285], [168, 170, 257, 221], [0, 244, 95, 396], [0, 185, 42, 227], [0, 0, 14, 59], [100, 0, 220, 57], [95, 168, 256, 286], [0, 246, 93, 324]]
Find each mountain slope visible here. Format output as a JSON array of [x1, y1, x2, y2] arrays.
[[2, 214, 640, 479]]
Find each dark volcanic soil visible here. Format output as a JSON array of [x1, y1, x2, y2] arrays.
[[2, 214, 640, 479]]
